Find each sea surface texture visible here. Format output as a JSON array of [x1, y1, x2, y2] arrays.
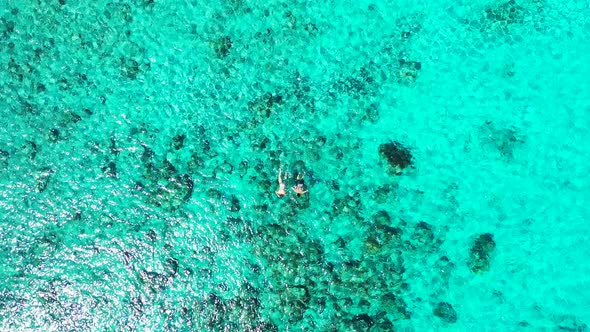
[[1, 0, 589, 330]]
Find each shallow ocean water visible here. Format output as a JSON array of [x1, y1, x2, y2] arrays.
[[1, 0, 589, 330]]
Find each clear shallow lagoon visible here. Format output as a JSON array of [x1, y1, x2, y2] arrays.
[[1, 0, 589, 330]]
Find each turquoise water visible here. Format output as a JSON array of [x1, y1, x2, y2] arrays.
[[1, 0, 589, 330]]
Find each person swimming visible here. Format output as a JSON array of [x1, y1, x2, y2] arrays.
[[291, 173, 308, 196], [275, 167, 287, 198]]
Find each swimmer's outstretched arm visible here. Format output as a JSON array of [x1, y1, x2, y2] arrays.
[[278, 167, 284, 185], [275, 167, 287, 198]]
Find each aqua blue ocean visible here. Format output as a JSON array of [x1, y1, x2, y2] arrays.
[[1, 0, 589, 330]]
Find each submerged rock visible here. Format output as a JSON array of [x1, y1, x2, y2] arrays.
[[150, 174, 194, 209], [554, 314, 588, 332], [381, 292, 411, 320], [247, 92, 280, 119], [140, 270, 170, 290], [332, 192, 362, 216], [164, 257, 179, 277], [120, 57, 140, 79], [214, 160, 234, 177], [372, 317, 394, 331], [363, 103, 380, 123], [433, 301, 457, 323], [22, 141, 37, 161], [371, 224, 403, 248], [280, 285, 310, 320], [63, 110, 82, 124], [481, 122, 524, 159], [435, 256, 455, 285], [110, 136, 122, 155], [350, 314, 374, 330], [102, 161, 117, 178], [207, 188, 223, 200], [226, 194, 241, 212], [172, 134, 186, 150], [211, 36, 233, 58], [468, 233, 496, 273], [378, 141, 413, 174], [187, 152, 205, 172], [364, 236, 382, 255], [397, 59, 422, 84], [0, 149, 9, 168], [372, 210, 391, 225], [35, 168, 54, 193], [47, 128, 60, 143], [485, 0, 524, 25], [371, 184, 396, 203], [254, 322, 278, 331], [140, 145, 155, 162], [411, 221, 435, 247]]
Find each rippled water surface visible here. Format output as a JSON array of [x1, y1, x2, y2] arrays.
[[1, 0, 589, 330]]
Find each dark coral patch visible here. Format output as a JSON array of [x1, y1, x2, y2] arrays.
[[378, 141, 413, 174], [468, 233, 496, 273], [433, 302, 457, 323], [485, 0, 524, 25], [211, 36, 233, 58], [397, 59, 422, 84]]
